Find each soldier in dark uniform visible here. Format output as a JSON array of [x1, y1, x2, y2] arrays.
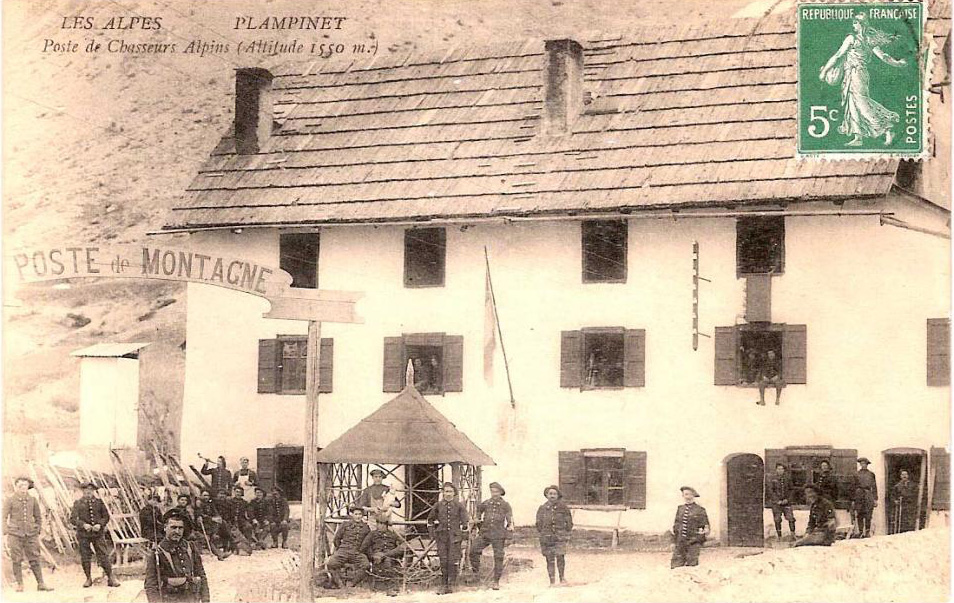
[[891, 470, 919, 533], [326, 506, 371, 589], [140, 494, 165, 545], [757, 349, 784, 406], [70, 482, 120, 588], [360, 516, 406, 596], [766, 463, 796, 540], [536, 485, 572, 586], [670, 486, 710, 568], [248, 487, 270, 548], [4, 477, 53, 591], [814, 460, 839, 503], [144, 513, 210, 602], [426, 482, 469, 595], [194, 491, 231, 560], [163, 494, 196, 540], [268, 485, 291, 548], [469, 482, 514, 590], [794, 485, 837, 546], [200, 456, 232, 498], [853, 457, 878, 537], [227, 486, 255, 543]]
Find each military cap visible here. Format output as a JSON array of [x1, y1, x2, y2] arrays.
[[233, 485, 245, 494], [348, 505, 366, 515], [81, 482, 97, 491], [254, 486, 266, 494], [680, 486, 700, 497], [488, 481, 506, 496], [857, 457, 871, 465], [543, 485, 562, 499], [369, 469, 386, 478], [14, 476, 33, 488], [803, 484, 821, 494]]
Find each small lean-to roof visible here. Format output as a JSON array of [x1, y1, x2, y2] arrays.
[[315, 385, 495, 466], [70, 343, 151, 358], [165, 4, 951, 231]]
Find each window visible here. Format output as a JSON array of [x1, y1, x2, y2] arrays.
[[279, 233, 320, 289], [257, 336, 333, 394], [714, 324, 806, 386], [582, 220, 627, 283], [737, 216, 784, 275], [931, 447, 950, 511], [927, 318, 950, 386], [560, 328, 645, 389], [558, 449, 646, 509], [404, 228, 446, 287], [764, 447, 856, 509], [382, 333, 463, 394]]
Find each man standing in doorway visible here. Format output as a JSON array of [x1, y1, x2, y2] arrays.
[[767, 463, 796, 541], [853, 457, 878, 538], [70, 483, 120, 588], [891, 470, 919, 533], [670, 486, 710, 568]]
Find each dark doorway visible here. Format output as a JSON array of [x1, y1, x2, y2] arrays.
[[257, 446, 305, 502], [884, 449, 928, 534], [726, 454, 765, 547]]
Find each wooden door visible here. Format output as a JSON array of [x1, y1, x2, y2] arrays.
[[727, 454, 765, 547]]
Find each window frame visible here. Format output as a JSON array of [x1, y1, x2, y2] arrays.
[[582, 448, 626, 506], [581, 219, 628, 284], [403, 227, 447, 288], [736, 323, 785, 389], [279, 231, 320, 289], [383, 333, 463, 395], [736, 216, 785, 277], [559, 448, 647, 510], [581, 327, 626, 390]]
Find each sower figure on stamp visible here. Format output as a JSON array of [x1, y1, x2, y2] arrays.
[[469, 481, 514, 590], [326, 506, 371, 589], [427, 482, 469, 595], [360, 516, 406, 596], [70, 482, 120, 588], [767, 463, 796, 540], [536, 485, 572, 586], [145, 513, 211, 603], [267, 485, 290, 548], [670, 486, 710, 568], [4, 477, 53, 592], [794, 485, 837, 547], [853, 457, 878, 538]]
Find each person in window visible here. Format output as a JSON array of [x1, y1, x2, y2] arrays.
[[794, 485, 836, 547], [428, 355, 443, 393], [536, 485, 573, 586], [412, 358, 431, 392], [814, 460, 839, 503], [852, 457, 878, 538], [740, 347, 760, 385], [766, 463, 797, 540], [757, 349, 784, 406], [200, 456, 232, 498], [427, 483, 469, 594], [891, 470, 919, 533], [670, 486, 710, 568]]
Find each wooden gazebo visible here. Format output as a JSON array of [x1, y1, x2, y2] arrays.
[[314, 373, 494, 583]]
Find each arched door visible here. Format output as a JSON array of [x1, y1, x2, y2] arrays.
[[726, 454, 765, 547]]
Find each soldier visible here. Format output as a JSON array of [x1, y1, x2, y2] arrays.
[[427, 482, 469, 595], [193, 492, 230, 561], [766, 463, 796, 540], [356, 469, 402, 525], [794, 484, 837, 546], [70, 482, 120, 588], [853, 457, 878, 537], [140, 493, 165, 545], [222, 486, 254, 555], [248, 487, 270, 548], [757, 349, 784, 406], [360, 516, 406, 596], [163, 494, 196, 540], [814, 460, 839, 503], [145, 513, 210, 602], [536, 485, 572, 586], [232, 457, 258, 502], [891, 469, 919, 533], [326, 506, 371, 589], [670, 486, 710, 568], [469, 481, 514, 590], [268, 485, 291, 548], [200, 456, 232, 498], [4, 477, 53, 592]]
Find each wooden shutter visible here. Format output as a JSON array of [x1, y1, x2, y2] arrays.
[[927, 318, 950, 386], [443, 335, 464, 393], [830, 448, 858, 509], [318, 338, 333, 394], [257, 339, 280, 393], [560, 331, 583, 388], [931, 447, 950, 510], [714, 326, 739, 385], [558, 451, 585, 504], [622, 451, 647, 509], [782, 324, 807, 384], [623, 329, 646, 387], [383, 337, 405, 392], [763, 449, 786, 508], [256, 448, 276, 493]]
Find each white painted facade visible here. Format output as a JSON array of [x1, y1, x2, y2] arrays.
[[76, 355, 142, 449], [180, 196, 950, 540]]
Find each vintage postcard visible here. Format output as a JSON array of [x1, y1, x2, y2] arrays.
[[2, 0, 951, 602]]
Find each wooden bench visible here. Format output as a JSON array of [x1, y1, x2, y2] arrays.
[[570, 507, 625, 549]]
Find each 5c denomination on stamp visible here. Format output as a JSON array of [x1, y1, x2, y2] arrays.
[[797, 1, 926, 158]]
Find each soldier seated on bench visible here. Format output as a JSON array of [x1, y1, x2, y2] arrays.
[[326, 507, 371, 589], [360, 516, 405, 596]]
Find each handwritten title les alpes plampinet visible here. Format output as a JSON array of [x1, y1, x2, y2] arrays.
[[59, 15, 348, 31]]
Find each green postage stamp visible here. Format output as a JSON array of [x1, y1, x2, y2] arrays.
[[797, 1, 927, 158]]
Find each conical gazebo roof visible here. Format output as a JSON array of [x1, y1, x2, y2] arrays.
[[315, 383, 494, 466]]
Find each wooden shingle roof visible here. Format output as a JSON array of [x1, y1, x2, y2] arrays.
[[165, 9, 951, 231]]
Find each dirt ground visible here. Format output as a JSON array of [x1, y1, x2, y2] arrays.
[[3, 526, 949, 603]]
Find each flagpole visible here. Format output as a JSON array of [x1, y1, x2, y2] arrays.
[[484, 247, 515, 408]]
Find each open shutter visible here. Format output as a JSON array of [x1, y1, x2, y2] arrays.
[[560, 331, 583, 388], [383, 337, 405, 392], [763, 449, 786, 508], [782, 324, 807, 384], [256, 448, 276, 493], [558, 451, 585, 504], [443, 335, 464, 393], [257, 339, 280, 393], [931, 447, 950, 510], [830, 448, 857, 509], [318, 338, 334, 393], [623, 329, 646, 387], [714, 326, 739, 385], [927, 318, 950, 386], [622, 451, 647, 509]]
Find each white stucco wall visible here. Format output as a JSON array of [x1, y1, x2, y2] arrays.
[[79, 357, 140, 449], [180, 202, 949, 539]]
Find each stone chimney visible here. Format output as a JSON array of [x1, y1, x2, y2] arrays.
[[543, 39, 584, 136], [234, 67, 274, 154]]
